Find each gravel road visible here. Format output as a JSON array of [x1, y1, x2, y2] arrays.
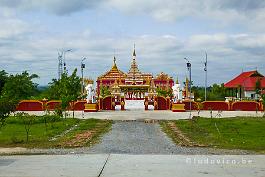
[[87, 121, 250, 155]]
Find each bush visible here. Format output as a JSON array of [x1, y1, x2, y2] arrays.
[[0, 99, 17, 128], [54, 105, 63, 118], [11, 135, 24, 144]]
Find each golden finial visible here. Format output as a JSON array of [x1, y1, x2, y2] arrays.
[[133, 43, 136, 57], [113, 56, 116, 65], [111, 56, 118, 71]]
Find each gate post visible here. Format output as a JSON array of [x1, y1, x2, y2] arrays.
[[154, 96, 158, 110], [98, 96, 103, 110], [111, 96, 115, 111], [121, 96, 125, 111], [166, 96, 171, 110], [144, 96, 148, 110]]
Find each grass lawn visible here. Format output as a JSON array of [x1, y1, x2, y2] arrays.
[[0, 115, 112, 148], [161, 117, 265, 152]]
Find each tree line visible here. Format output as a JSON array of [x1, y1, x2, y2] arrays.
[[0, 69, 81, 128]]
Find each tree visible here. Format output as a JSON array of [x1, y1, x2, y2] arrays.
[[0, 98, 16, 129], [255, 79, 261, 95], [191, 86, 205, 101], [262, 94, 265, 117], [156, 87, 173, 97], [46, 69, 81, 118], [100, 86, 111, 97], [207, 83, 228, 101], [0, 70, 8, 95], [1, 71, 39, 101], [16, 112, 35, 142], [191, 83, 228, 101]]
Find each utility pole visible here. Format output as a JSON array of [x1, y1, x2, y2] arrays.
[[184, 58, 192, 119], [63, 49, 72, 74], [58, 51, 63, 80], [204, 52, 208, 101], [81, 57, 86, 119], [81, 57, 86, 98]]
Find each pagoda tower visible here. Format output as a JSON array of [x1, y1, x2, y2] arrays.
[[125, 45, 145, 85], [128, 45, 141, 75]]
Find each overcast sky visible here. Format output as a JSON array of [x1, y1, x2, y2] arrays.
[[0, 0, 265, 86]]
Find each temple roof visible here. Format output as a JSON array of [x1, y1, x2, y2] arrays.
[[224, 70, 265, 90], [154, 72, 173, 81], [98, 56, 127, 80], [128, 59, 141, 75]]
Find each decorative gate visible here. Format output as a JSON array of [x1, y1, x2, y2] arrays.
[[101, 96, 114, 110]]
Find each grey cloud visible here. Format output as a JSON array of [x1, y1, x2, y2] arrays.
[[0, 26, 265, 85], [1, 0, 265, 32], [1, 0, 265, 18], [0, 0, 105, 15], [218, 0, 265, 11]]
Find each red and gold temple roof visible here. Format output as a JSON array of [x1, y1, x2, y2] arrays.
[[97, 56, 127, 80]]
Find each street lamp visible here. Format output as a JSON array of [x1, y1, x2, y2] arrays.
[[81, 57, 86, 98], [81, 57, 86, 119], [184, 58, 192, 118], [204, 52, 208, 101]]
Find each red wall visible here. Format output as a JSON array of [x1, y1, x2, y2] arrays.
[[182, 101, 198, 110], [16, 100, 264, 112], [16, 100, 43, 111], [46, 101, 62, 110], [231, 101, 262, 111], [202, 101, 230, 111], [156, 96, 167, 110], [74, 101, 86, 111]]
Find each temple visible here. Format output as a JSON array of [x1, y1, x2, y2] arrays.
[[96, 46, 174, 100]]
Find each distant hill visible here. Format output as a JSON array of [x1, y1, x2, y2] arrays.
[[37, 85, 48, 91]]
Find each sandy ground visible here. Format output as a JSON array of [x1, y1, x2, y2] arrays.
[[17, 110, 265, 120], [0, 147, 27, 154]]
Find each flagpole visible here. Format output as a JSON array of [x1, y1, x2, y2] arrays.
[[204, 52, 207, 101]]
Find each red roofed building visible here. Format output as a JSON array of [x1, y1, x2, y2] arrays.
[[224, 70, 265, 99]]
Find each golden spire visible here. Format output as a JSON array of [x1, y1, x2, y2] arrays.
[[111, 56, 118, 71], [129, 44, 141, 74], [133, 43, 136, 57]]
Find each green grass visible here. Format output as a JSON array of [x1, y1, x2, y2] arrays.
[[162, 117, 265, 152], [0, 115, 112, 148]]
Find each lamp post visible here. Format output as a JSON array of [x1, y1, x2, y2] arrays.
[[81, 57, 86, 99], [81, 57, 86, 119], [63, 49, 72, 74], [204, 52, 208, 101], [184, 58, 192, 118]]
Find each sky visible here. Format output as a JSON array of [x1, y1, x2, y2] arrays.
[[0, 0, 265, 86]]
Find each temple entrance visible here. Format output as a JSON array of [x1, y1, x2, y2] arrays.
[[119, 86, 154, 110], [125, 100, 145, 110], [120, 85, 149, 100]]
